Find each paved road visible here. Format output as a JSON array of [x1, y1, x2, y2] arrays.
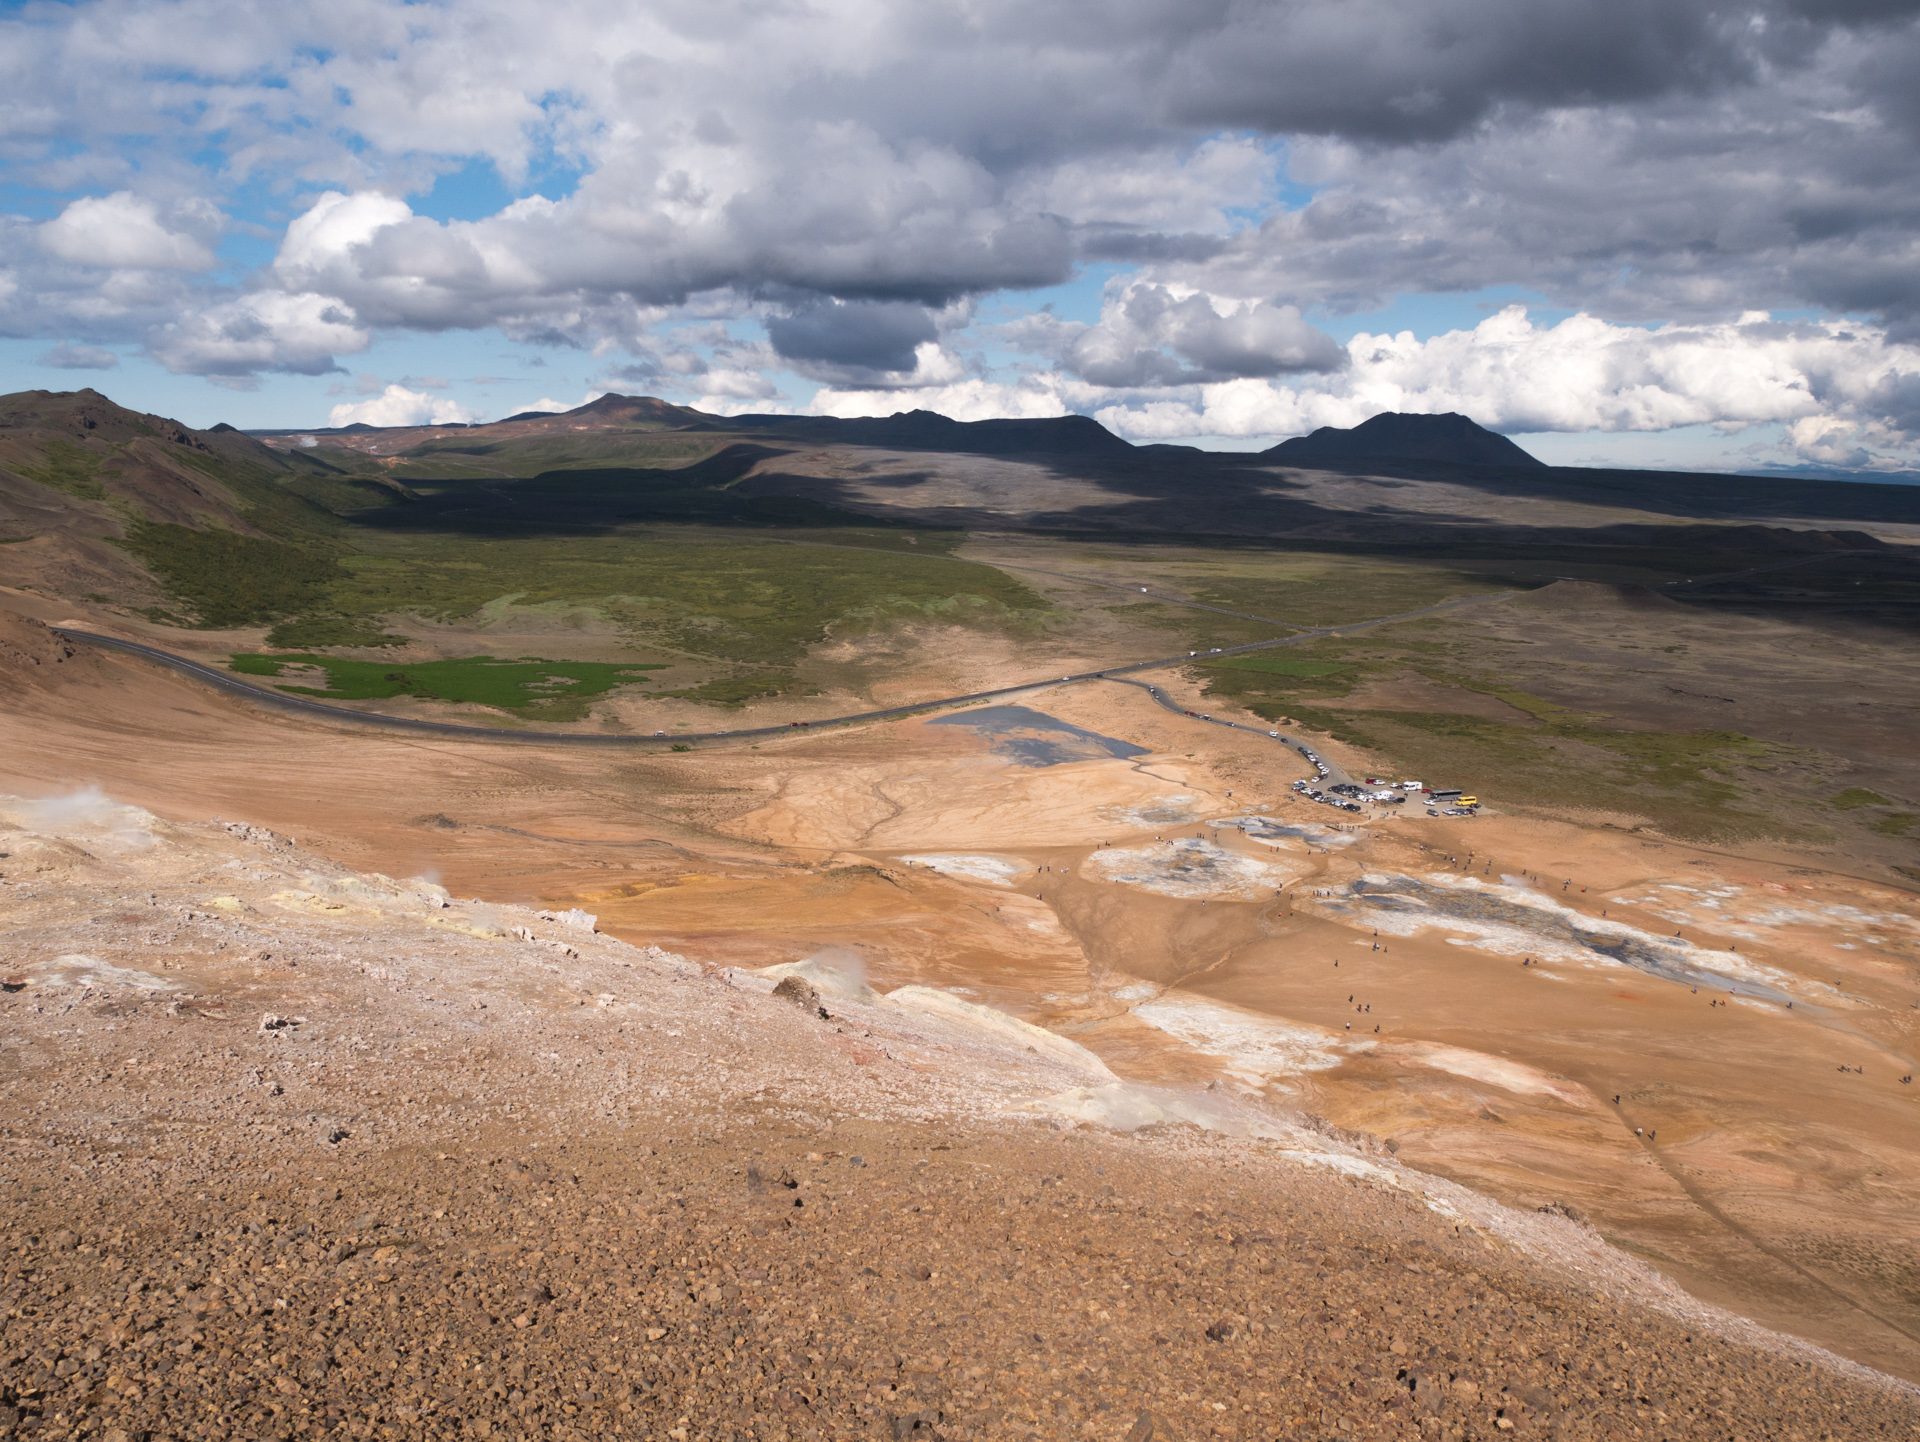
[[1105, 676, 1357, 789], [54, 590, 1515, 750]]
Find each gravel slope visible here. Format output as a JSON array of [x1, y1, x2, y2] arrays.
[[3, 796, 1916, 1442]]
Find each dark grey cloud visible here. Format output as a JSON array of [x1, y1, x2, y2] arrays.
[[1075, 228, 1233, 265], [0, 0, 1917, 414], [1163, 1, 1761, 145], [765, 300, 940, 378], [1141, 73, 1920, 336], [1859, 368, 1920, 433], [1782, 0, 1920, 24]]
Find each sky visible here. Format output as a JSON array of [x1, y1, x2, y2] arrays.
[[3, 0, 1920, 475]]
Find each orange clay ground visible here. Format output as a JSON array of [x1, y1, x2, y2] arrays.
[[3, 604, 1916, 1387]]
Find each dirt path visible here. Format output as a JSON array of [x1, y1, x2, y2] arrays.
[[1108, 676, 1358, 788]]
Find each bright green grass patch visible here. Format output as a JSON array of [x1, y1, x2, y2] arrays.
[[1833, 787, 1892, 810], [1197, 652, 1371, 709], [231, 653, 667, 722]]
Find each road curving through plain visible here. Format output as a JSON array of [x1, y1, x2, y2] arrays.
[[54, 590, 1514, 750]]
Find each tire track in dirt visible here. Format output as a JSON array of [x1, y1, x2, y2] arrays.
[[1606, 1097, 1920, 1350]]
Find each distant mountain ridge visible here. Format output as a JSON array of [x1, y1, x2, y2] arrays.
[[707, 408, 1129, 456], [1263, 411, 1545, 469], [247, 396, 1131, 458], [10, 386, 1920, 640], [254, 396, 1541, 468], [475, 397, 1131, 456]]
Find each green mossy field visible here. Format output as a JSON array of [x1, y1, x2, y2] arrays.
[[1191, 625, 1794, 842], [261, 615, 408, 649], [1063, 549, 1520, 645], [1832, 788, 1892, 810], [322, 530, 1048, 670], [389, 432, 725, 477], [230, 653, 668, 722], [1197, 653, 1352, 679], [101, 435, 1048, 703], [20, 440, 106, 500], [122, 523, 340, 629]]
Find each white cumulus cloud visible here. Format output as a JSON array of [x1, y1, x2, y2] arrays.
[[328, 384, 479, 428], [1012, 280, 1346, 387], [693, 369, 781, 403], [1090, 307, 1920, 468], [811, 377, 1072, 422], [38, 192, 218, 272], [147, 291, 370, 377]]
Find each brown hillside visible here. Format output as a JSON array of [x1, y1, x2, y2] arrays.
[[0, 388, 282, 537]]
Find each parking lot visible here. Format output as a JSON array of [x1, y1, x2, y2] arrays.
[[1111, 676, 1481, 820]]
